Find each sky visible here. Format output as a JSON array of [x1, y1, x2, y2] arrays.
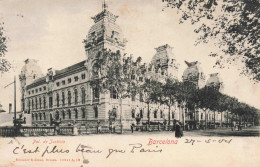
[[0, 0, 259, 112]]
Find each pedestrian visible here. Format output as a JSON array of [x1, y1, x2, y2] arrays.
[[175, 121, 182, 138], [131, 123, 134, 133]]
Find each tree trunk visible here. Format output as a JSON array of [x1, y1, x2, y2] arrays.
[[214, 111, 216, 128], [147, 102, 150, 126], [168, 105, 171, 131], [220, 111, 222, 127], [205, 109, 207, 129], [119, 95, 123, 134]]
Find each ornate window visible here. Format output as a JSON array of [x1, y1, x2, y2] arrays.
[[39, 113, 42, 120], [81, 74, 86, 79], [74, 89, 78, 105], [82, 108, 86, 118], [94, 106, 98, 118], [74, 76, 79, 82], [56, 93, 59, 107], [49, 96, 53, 108], [62, 92, 65, 106], [62, 111, 65, 119], [131, 109, 135, 118], [28, 99, 31, 111], [75, 109, 78, 119], [43, 96, 46, 109], [110, 87, 118, 99], [55, 111, 60, 120], [140, 109, 143, 118], [81, 88, 86, 104], [68, 109, 71, 119], [35, 97, 38, 110], [32, 113, 34, 120], [154, 110, 157, 118], [43, 112, 46, 120], [39, 97, 42, 109], [32, 99, 34, 110], [93, 87, 99, 102], [68, 91, 71, 106]]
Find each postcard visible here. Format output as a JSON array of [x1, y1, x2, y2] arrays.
[[0, 0, 259, 167]]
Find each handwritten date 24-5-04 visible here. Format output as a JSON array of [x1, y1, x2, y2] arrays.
[[12, 143, 162, 159]]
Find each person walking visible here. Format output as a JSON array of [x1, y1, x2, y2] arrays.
[[131, 123, 135, 133], [175, 121, 182, 138]]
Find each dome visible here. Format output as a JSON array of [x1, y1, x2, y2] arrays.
[[182, 61, 204, 81], [206, 73, 224, 92], [151, 44, 175, 66], [84, 7, 126, 50], [20, 59, 44, 85]]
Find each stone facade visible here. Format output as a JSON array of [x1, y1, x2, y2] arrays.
[[19, 3, 227, 130]]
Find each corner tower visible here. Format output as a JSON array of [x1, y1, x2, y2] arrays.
[[151, 44, 179, 80], [83, 1, 127, 62]]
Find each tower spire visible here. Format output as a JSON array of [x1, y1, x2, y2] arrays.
[[102, 0, 108, 11]]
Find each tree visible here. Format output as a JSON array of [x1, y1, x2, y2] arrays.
[[162, 0, 260, 81], [89, 49, 141, 130], [197, 86, 221, 129], [175, 81, 198, 129], [140, 78, 163, 125], [0, 21, 10, 73]]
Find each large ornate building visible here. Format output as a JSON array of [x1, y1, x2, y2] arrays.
[[19, 2, 226, 129]]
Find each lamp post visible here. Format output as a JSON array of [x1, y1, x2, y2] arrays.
[[4, 76, 26, 135]]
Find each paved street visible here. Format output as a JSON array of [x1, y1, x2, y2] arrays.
[[113, 126, 260, 137]]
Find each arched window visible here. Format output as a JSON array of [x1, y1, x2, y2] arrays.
[[68, 91, 71, 106], [132, 109, 135, 118], [68, 109, 71, 119], [43, 112, 46, 120], [28, 99, 31, 111], [39, 97, 42, 109], [201, 113, 203, 119], [32, 99, 34, 110], [49, 96, 53, 108], [93, 87, 99, 102], [81, 88, 86, 104], [94, 106, 98, 118], [140, 109, 143, 118], [75, 109, 78, 119], [55, 111, 60, 120], [74, 89, 78, 105], [43, 96, 46, 109], [154, 110, 157, 118], [35, 97, 38, 110], [110, 87, 118, 99], [32, 113, 34, 120], [82, 108, 86, 118], [160, 110, 163, 118], [56, 93, 59, 107], [62, 92, 65, 106], [39, 113, 42, 120], [62, 111, 65, 119]]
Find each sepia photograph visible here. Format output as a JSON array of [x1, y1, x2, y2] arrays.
[[0, 0, 259, 166]]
